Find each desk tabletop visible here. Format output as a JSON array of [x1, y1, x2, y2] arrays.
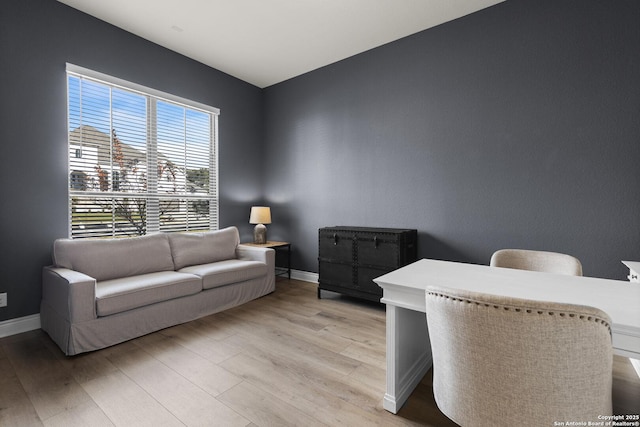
[[375, 258, 640, 339]]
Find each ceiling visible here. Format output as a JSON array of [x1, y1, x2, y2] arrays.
[[57, 0, 505, 88]]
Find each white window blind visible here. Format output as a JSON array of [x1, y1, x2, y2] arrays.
[[66, 64, 219, 238]]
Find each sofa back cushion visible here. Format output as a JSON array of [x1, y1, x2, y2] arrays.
[[168, 227, 239, 270], [53, 233, 175, 281]]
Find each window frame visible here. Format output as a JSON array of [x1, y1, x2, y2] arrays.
[[66, 63, 220, 238]]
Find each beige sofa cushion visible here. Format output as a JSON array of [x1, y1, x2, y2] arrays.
[[53, 233, 175, 281], [168, 227, 239, 270], [96, 271, 201, 316], [180, 259, 268, 290]]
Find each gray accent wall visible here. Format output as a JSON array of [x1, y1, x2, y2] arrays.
[[263, 0, 640, 280], [1, 0, 639, 324], [0, 0, 264, 322]]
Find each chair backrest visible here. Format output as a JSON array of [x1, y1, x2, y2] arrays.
[[425, 285, 612, 427], [490, 248, 583, 276]]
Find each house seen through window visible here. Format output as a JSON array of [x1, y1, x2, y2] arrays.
[[67, 64, 219, 238]]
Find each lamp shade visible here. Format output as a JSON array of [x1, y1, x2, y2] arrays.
[[249, 206, 271, 224]]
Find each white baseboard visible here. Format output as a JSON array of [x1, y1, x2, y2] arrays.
[[0, 314, 41, 338], [290, 269, 318, 283]]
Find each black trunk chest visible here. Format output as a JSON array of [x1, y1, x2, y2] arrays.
[[318, 226, 418, 302]]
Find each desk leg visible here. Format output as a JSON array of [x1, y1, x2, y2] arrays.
[[384, 305, 433, 414], [631, 358, 640, 378]]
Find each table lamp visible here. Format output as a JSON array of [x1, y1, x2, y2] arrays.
[[249, 206, 271, 244]]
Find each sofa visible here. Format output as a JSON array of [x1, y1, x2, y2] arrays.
[[41, 226, 275, 356]]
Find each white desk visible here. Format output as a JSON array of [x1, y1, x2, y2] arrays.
[[374, 258, 640, 414]]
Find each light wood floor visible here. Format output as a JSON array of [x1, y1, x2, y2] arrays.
[[1, 279, 638, 426]]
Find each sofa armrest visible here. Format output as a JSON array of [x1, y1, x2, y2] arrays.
[[42, 266, 97, 322], [236, 245, 275, 269]]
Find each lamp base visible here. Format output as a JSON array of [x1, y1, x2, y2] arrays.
[[253, 223, 267, 244]]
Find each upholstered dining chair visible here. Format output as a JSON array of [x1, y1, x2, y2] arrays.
[[490, 248, 583, 276], [425, 285, 613, 427]]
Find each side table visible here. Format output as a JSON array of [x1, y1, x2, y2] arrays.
[[243, 241, 291, 279]]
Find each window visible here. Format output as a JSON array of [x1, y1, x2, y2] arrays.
[[70, 171, 87, 191], [67, 64, 219, 238]]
